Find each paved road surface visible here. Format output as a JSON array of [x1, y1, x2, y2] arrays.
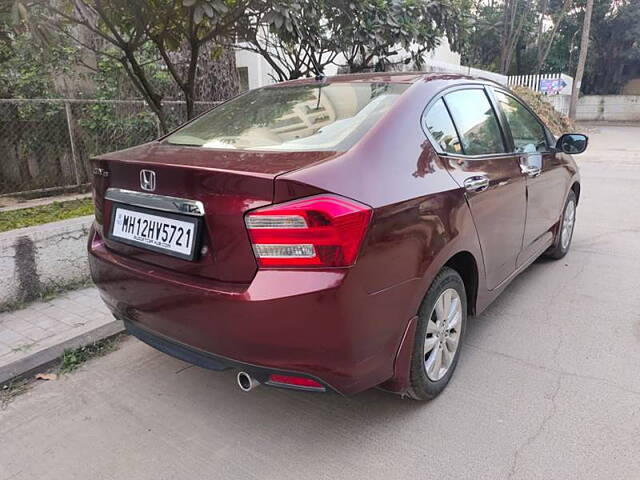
[[1, 124, 639, 480]]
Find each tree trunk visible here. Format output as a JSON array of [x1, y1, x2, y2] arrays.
[[499, 0, 515, 74], [499, 0, 529, 74], [193, 46, 239, 105], [535, 0, 571, 74], [184, 42, 200, 121], [569, 0, 594, 120], [536, 0, 548, 56]]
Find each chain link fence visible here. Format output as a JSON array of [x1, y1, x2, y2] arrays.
[[0, 99, 220, 197]]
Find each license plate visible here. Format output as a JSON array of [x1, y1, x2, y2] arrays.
[[109, 204, 201, 260]]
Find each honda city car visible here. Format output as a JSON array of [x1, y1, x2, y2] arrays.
[[88, 73, 587, 399]]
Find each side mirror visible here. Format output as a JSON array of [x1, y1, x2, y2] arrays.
[[556, 133, 588, 155]]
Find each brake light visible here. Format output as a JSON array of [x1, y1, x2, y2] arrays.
[[245, 195, 372, 267]]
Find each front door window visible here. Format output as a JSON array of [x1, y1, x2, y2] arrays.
[[494, 91, 548, 170]]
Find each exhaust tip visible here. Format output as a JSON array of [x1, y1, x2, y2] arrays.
[[237, 371, 259, 392]]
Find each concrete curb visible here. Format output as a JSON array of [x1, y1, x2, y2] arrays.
[[0, 215, 94, 309], [0, 192, 92, 213], [0, 319, 124, 385]]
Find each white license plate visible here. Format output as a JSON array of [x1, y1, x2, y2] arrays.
[[110, 205, 200, 260]]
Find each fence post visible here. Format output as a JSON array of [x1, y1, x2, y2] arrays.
[[64, 101, 82, 186]]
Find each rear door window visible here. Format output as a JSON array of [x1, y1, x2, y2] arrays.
[[444, 89, 506, 156], [423, 99, 463, 154]]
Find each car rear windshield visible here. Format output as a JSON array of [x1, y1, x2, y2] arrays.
[[165, 82, 409, 151]]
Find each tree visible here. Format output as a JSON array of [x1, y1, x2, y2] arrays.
[[498, 0, 534, 74], [462, 0, 540, 74], [534, 0, 573, 73], [240, 0, 469, 78], [142, 0, 247, 119], [237, 0, 339, 81], [338, 0, 469, 73], [461, 0, 503, 71], [569, 0, 593, 120], [39, 0, 254, 131], [0, 2, 81, 190], [462, 0, 578, 75], [581, 0, 640, 94], [43, 0, 171, 130]]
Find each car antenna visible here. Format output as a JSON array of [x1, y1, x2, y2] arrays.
[[315, 73, 325, 110]]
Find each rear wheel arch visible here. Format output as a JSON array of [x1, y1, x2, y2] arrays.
[[443, 251, 479, 316]]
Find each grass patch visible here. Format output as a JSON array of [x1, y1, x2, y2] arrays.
[[58, 334, 125, 374], [0, 334, 126, 409], [1, 378, 32, 409], [0, 277, 93, 313], [0, 198, 94, 232]]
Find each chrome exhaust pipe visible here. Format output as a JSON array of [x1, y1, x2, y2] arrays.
[[237, 371, 260, 392]]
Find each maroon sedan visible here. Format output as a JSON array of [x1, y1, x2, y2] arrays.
[[88, 73, 587, 400]]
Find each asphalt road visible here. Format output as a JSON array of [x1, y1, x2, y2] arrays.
[[1, 124, 639, 480]]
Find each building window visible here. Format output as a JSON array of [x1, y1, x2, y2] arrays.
[[237, 67, 249, 92]]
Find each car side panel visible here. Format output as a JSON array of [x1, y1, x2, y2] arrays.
[[517, 151, 567, 265], [279, 81, 488, 394], [281, 80, 488, 308], [444, 154, 527, 290]]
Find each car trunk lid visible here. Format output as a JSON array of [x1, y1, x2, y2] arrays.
[[92, 142, 337, 283]]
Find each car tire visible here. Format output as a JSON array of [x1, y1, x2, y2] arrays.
[[408, 267, 467, 401], [545, 190, 577, 260]]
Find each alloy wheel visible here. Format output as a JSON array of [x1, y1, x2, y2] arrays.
[[561, 199, 576, 250], [423, 288, 462, 381]]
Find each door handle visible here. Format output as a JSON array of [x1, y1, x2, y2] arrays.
[[464, 175, 490, 192], [521, 165, 541, 177]]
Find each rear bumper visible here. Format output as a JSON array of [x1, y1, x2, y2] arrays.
[[88, 226, 417, 395], [123, 319, 332, 392]]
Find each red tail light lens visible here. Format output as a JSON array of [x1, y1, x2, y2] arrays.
[[268, 374, 325, 390], [245, 194, 372, 267]]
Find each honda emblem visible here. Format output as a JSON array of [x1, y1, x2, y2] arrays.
[[140, 169, 156, 192]]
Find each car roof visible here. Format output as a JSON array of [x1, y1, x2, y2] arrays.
[[266, 71, 502, 87]]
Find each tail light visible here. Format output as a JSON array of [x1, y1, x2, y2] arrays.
[[245, 194, 372, 268]]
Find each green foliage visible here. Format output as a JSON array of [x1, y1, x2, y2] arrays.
[[580, 0, 640, 93], [336, 0, 470, 72], [0, 28, 78, 98], [534, 0, 640, 93], [462, 0, 640, 92], [237, 0, 335, 80], [0, 277, 94, 313], [0, 198, 94, 232], [461, 2, 503, 72], [77, 101, 160, 157], [241, 0, 470, 78], [58, 335, 123, 374], [1, 378, 32, 409]]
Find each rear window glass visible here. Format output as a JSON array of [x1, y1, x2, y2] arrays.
[[166, 82, 409, 151]]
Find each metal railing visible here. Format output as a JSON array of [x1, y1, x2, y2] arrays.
[[506, 73, 573, 95], [0, 99, 220, 197], [507, 73, 574, 116]]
